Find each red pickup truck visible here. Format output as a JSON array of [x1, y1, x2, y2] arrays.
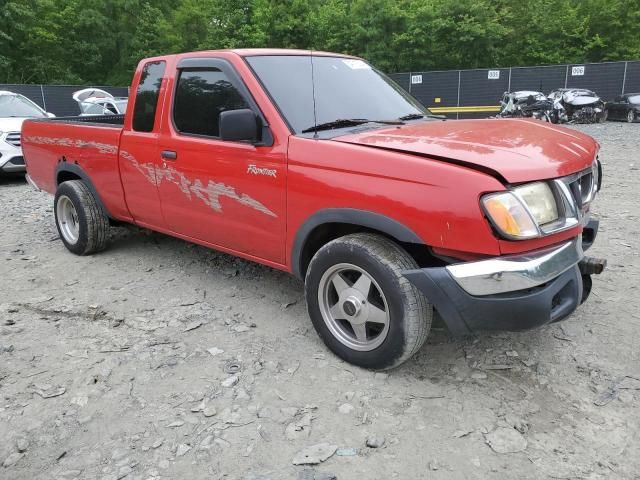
[[22, 49, 605, 369]]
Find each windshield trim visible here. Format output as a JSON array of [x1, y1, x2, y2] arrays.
[[244, 54, 429, 136]]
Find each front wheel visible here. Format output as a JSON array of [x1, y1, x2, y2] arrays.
[[600, 110, 608, 123], [305, 233, 432, 370], [54, 180, 110, 255], [628, 110, 636, 123]]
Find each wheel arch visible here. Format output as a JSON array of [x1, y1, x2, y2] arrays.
[[54, 163, 111, 218], [291, 208, 429, 279]]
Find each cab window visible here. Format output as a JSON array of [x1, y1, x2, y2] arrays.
[[132, 61, 166, 132], [173, 68, 249, 138]]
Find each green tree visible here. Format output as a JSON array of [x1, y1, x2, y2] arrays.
[[2, 0, 639, 85]]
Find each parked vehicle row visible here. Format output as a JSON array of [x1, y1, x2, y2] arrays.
[[498, 88, 638, 124]]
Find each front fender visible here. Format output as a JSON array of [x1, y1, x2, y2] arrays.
[[291, 208, 424, 278]]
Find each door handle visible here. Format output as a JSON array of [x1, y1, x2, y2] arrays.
[[161, 150, 177, 161]]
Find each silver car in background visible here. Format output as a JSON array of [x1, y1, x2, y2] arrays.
[[0, 91, 54, 175]]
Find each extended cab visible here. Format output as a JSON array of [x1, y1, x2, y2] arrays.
[[22, 49, 605, 369]]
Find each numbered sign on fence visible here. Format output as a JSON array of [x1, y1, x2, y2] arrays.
[[411, 74, 423, 85], [571, 66, 585, 76], [487, 70, 500, 80]]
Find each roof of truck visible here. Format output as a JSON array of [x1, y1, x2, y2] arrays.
[[230, 48, 356, 58], [138, 49, 360, 69], [159, 48, 357, 59]]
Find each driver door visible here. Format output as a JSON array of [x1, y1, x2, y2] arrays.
[[156, 57, 287, 264]]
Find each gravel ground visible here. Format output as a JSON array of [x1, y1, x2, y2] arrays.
[[1, 123, 639, 480]]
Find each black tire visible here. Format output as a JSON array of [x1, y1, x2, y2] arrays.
[[628, 110, 636, 123], [600, 110, 608, 123], [54, 180, 110, 255], [305, 233, 432, 370]]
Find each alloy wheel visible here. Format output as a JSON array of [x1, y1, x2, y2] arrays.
[[318, 263, 390, 351]]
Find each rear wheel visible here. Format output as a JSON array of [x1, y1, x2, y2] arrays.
[[54, 180, 110, 255], [628, 110, 636, 123], [305, 233, 432, 370]]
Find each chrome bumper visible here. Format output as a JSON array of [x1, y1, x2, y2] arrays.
[[446, 238, 583, 296]]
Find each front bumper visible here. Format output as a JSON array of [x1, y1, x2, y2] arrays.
[[404, 220, 604, 335], [0, 143, 26, 174]]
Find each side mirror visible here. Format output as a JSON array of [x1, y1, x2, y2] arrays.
[[46, 112, 56, 118], [219, 109, 259, 142]]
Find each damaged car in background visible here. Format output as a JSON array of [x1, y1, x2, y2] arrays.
[[548, 88, 606, 124], [497, 91, 555, 122], [73, 88, 128, 116]]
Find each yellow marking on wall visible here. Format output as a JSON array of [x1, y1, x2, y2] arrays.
[[429, 105, 501, 113]]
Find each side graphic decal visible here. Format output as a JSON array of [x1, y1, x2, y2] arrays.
[[121, 150, 278, 218]]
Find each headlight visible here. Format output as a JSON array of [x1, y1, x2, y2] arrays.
[[514, 182, 558, 225], [482, 182, 559, 239], [482, 192, 539, 239]]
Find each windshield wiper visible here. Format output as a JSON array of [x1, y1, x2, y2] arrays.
[[400, 112, 448, 121], [398, 113, 425, 120], [301, 118, 403, 134]]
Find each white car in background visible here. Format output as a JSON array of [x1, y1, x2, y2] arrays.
[[73, 88, 128, 116], [0, 91, 54, 175]]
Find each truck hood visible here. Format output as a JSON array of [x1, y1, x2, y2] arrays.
[[0, 117, 27, 132], [334, 118, 598, 184]]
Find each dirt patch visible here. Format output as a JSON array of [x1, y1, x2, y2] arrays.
[[1, 123, 638, 479]]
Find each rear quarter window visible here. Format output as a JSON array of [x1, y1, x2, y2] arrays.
[[132, 61, 166, 132]]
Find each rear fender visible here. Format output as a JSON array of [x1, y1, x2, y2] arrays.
[[55, 162, 111, 218]]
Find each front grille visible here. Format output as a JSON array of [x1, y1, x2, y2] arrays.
[[567, 169, 595, 208], [5, 131, 20, 148], [541, 166, 597, 235]]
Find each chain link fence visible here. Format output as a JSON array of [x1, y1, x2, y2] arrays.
[[4, 60, 639, 120], [390, 60, 640, 119]]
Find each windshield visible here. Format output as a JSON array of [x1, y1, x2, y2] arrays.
[[246, 55, 428, 134], [628, 95, 640, 104], [0, 94, 46, 118]]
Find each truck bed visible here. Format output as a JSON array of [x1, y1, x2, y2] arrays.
[[43, 114, 125, 127], [22, 115, 131, 220]]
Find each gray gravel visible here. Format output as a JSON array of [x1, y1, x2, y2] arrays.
[[0, 122, 638, 479]]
